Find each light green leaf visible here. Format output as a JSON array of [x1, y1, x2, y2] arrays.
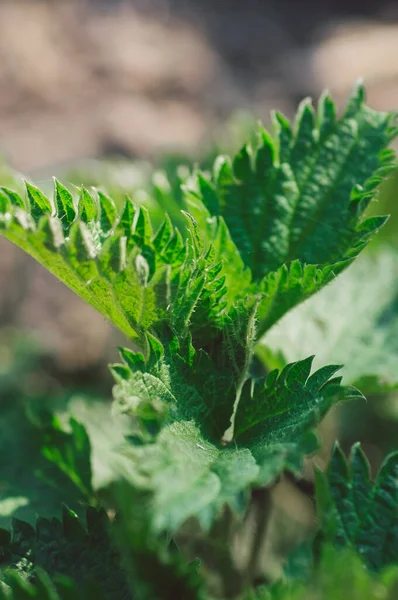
[[112, 337, 360, 532], [260, 248, 398, 391], [120, 420, 258, 532], [0, 185, 243, 348]]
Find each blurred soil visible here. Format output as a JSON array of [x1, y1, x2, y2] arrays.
[[0, 0, 397, 378]]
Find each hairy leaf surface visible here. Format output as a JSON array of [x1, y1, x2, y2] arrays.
[[186, 83, 397, 333], [0, 86, 395, 349], [112, 338, 362, 532], [0, 182, 245, 348]]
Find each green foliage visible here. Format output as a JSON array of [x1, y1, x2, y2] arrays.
[[0, 83, 397, 599], [261, 248, 398, 393], [0, 496, 204, 600], [0, 177, 245, 348], [244, 546, 398, 600], [0, 396, 92, 529], [108, 482, 207, 600], [0, 506, 130, 600], [0, 569, 109, 600], [196, 87, 395, 276], [316, 443, 398, 571], [185, 83, 396, 334], [39, 415, 93, 502], [0, 84, 395, 350], [0, 86, 384, 537], [112, 336, 361, 532]]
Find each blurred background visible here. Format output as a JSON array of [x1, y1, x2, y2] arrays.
[[0, 0, 397, 576], [1, 0, 397, 377]]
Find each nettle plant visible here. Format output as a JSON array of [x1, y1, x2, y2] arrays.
[[0, 84, 398, 600]]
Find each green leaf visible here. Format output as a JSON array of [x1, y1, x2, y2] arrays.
[[24, 181, 52, 222], [186, 83, 397, 333], [0, 185, 245, 349], [54, 179, 76, 232], [0, 507, 130, 600], [1, 86, 396, 350], [112, 336, 360, 532], [119, 420, 259, 532], [254, 258, 350, 336], [40, 416, 93, 502], [78, 186, 98, 223], [0, 85, 394, 545], [108, 482, 208, 600], [0, 334, 128, 527], [0, 492, 205, 600], [0, 397, 92, 529], [0, 569, 110, 600], [317, 443, 398, 571], [261, 248, 398, 392], [183, 184, 251, 309]]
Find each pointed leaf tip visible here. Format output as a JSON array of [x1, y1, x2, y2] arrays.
[[54, 178, 76, 229], [79, 186, 98, 222], [25, 180, 52, 222], [98, 190, 117, 232]]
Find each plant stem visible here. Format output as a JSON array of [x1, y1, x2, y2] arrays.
[[182, 508, 243, 598], [244, 487, 272, 588], [209, 509, 243, 598]]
